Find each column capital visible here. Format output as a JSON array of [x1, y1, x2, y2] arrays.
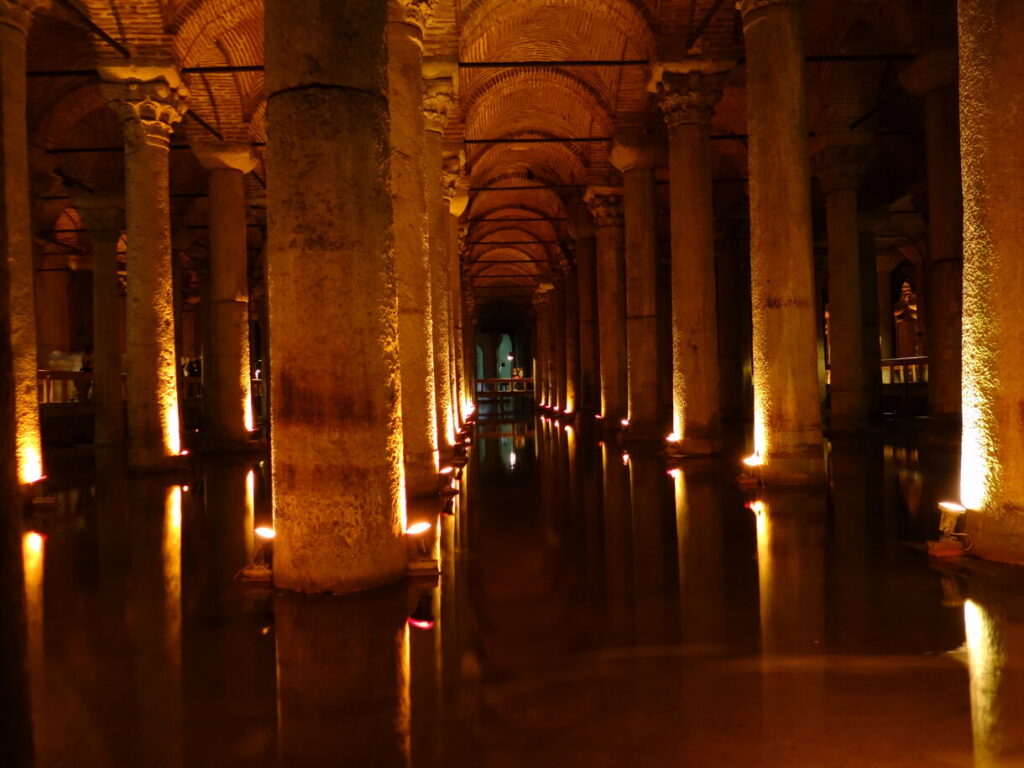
[[99, 62, 188, 148], [583, 186, 624, 227], [898, 48, 956, 97], [423, 75, 454, 133], [610, 127, 666, 172], [0, 0, 47, 33], [192, 141, 258, 173], [652, 65, 730, 128], [388, 0, 436, 31], [736, 0, 800, 19], [71, 194, 125, 234], [811, 132, 874, 193]]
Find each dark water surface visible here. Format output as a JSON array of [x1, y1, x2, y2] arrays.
[[21, 416, 1024, 766]]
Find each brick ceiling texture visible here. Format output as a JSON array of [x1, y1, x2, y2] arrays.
[[27, 0, 941, 307]]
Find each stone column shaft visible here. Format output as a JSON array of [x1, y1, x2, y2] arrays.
[[76, 203, 125, 445], [194, 145, 257, 446], [100, 71, 188, 468], [1, 2, 41, 483], [571, 213, 599, 416], [448, 212, 465, 422], [656, 67, 728, 453], [266, 0, 405, 591], [585, 188, 628, 423], [739, 0, 824, 481], [389, 15, 438, 495], [424, 77, 455, 449], [959, 0, 1024, 563], [551, 280, 566, 411], [563, 266, 580, 414]]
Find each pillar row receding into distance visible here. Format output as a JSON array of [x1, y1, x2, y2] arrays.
[[739, 0, 824, 483], [100, 63, 188, 469], [389, 5, 438, 497], [611, 131, 663, 438], [441, 156, 465, 425], [959, 0, 1024, 563], [74, 198, 125, 445], [568, 203, 599, 417], [813, 132, 874, 432], [2, 0, 44, 484], [584, 187, 628, 425], [266, 0, 406, 592], [655, 63, 730, 455], [424, 72, 456, 450], [562, 257, 580, 415], [193, 143, 257, 447]]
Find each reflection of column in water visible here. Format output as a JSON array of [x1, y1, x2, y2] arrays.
[[275, 588, 410, 766], [629, 450, 678, 644], [127, 478, 183, 767], [409, 581, 441, 765], [674, 467, 728, 648], [964, 572, 1024, 767], [601, 443, 634, 644], [22, 530, 44, 756]]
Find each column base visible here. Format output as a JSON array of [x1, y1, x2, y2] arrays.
[[666, 435, 721, 457], [742, 454, 827, 486], [199, 435, 267, 454], [405, 452, 442, 499], [966, 510, 1024, 566], [126, 452, 191, 476]]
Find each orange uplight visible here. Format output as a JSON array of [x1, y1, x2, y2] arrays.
[[667, 468, 681, 478], [181, 485, 190, 493], [255, 526, 276, 540], [23, 531, 44, 557], [939, 501, 967, 514], [406, 522, 432, 535], [439, 466, 455, 475], [620, 419, 629, 427], [666, 433, 679, 443], [742, 453, 763, 467], [408, 618, 435, 630], [621, 452, 630, 466], [564, 424, 573, 434], [180, 449, 190, 456], [746, 500, 766, 515]]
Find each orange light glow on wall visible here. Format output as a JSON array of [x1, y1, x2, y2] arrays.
[[16, 429, 44, 485]]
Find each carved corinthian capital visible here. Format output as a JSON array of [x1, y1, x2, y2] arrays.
[[389, 0, 436, 32], [0, 0, 48, 33], [656, 69, 728, 128], [423, 76, 454, 133], [100, 73, 188, 150], [583, 186, 624, 228]]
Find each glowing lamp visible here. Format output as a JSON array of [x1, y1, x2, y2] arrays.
[[255, 526, 276, 540], [938, 501, 967, 541], [595, 414, 603, 420], [439, 466, 455, 475], [181, 485, 190, 493], [408, 617, 435, 630], [180, 449, 190, 456], [507, 354, 514, 361], [621, 452, 630, 466], [564, 425, 573, 434], [620, 419, 629, 427], [24, 531, 44, 555], [746, 500, 766, 515], [666, 433, 679, 443], [667, 468, 681, 479], [406, 522, 432, 536], [742, 453, 763, 468]]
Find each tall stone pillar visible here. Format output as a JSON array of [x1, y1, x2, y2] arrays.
[[813, 133, 874, 431], [550, 277, 566, 412], [99, 65, 188, 469], [75, 200, 125, 445], [442, 158, 464, 424], [900, 48, 962, 419], [568, 204, 599, 416], [562, 261, 580, 415], [463, 291, 476, 406], [1, 0, 44, 484], [739, 0, 824, 482], [193, 143, 256, 447], [266, 0, 406, 591], [584, 187, 628, 424], [388, 5, 438, 495], [611, 133, 663, 437], [655, 65, 729, 454], [424, 74, 456, 449], [959, 0, 1024, 563]]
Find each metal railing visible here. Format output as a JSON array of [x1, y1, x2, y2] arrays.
[[475, 377, 534, 395], [881, 356, 928, 385]]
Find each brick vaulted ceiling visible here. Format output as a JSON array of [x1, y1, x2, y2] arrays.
[[25, 0, 937, 308]]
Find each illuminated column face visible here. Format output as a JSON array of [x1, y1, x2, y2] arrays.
[[739, 0, 824, 483], [424, 76, 457, 450], [584, 187, 627, 422], [193, 145, 258, 446], [655, 66, 729, 455], [959, 0, 1024, 563], [389, 13, 439, 497], [0, 1, 46, 484], [266, 0, 406, 592], [100, 70, 187, 468]]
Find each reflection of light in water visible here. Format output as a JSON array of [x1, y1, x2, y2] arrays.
[[23, 532, 45, 646], [963, 599, 1010, 765], [500, 434, 514, 471], [165, 487, 182, 658], [245, 469, 256, 560], [399, 623, 411, 761], [754, 500, 771, 650], [509, 451, 517, 468]]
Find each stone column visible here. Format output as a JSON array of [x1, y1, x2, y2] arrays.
[[193, 143, 256, 447], [75, 200, 125, 445], [611, 133, 663, 438], [442, 158, 464, 424], [424, 75, 456, 449], [739, 0, 824, 482], [900, 48, 962, 419], [266, 0, 405, 591], [959, 0, 1024, 563], [550, 276, 566, 412], [584, 187, 628, 424], [463, 291, 476, 406], [562, 260, 580, 415], [99, 65, 188, 469], [1, 0, 44, 485], [568, 204, 599, 416], [388, 5, 438, 495], [655, 65, 729, 454], [813, 133, 874, 431]]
